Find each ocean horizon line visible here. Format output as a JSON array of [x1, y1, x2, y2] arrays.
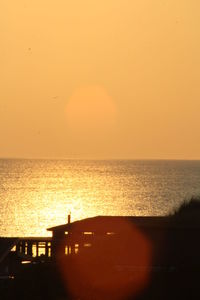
[[1, 157, 200, 162]]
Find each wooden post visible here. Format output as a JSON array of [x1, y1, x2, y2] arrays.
[[36, 242, 39, 257], [22, 241, 25, 254], [45, 242, 48, 258], [16, 242, 20, 254], [27, 242, 32, 256]]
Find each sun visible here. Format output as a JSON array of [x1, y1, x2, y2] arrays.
[[66, 85, 117, 139]]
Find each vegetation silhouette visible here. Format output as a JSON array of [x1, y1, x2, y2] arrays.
[[172, 196, 200, 217], [143, 197, 200, 300]]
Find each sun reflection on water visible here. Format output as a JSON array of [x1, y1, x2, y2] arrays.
[[0, 159, 200, 237]]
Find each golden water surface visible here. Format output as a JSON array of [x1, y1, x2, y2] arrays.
[[0, 159, 200, 237]]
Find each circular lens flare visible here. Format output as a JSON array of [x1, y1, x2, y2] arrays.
[[58, 218, 152, 299]]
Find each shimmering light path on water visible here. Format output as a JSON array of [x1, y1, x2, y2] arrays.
[[0, 159, 200, 237]]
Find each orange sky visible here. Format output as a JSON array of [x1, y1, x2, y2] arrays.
[[1, 1, 200, 159]]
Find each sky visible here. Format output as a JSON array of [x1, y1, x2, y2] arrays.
[[1, 0, 200, 159]]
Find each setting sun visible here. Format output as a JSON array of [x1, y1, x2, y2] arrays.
[[66, 86, 117, 139]]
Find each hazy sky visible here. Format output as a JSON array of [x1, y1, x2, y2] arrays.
[[1, 1, 200, 159]]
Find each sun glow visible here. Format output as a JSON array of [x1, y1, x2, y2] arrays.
[[66, 86, 117, 140]]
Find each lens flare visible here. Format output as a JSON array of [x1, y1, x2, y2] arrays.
[[58, 218, 152, 299]]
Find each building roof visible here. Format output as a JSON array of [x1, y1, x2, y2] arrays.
[[47, 214, 200, 233], [47, 216, 168, 233]]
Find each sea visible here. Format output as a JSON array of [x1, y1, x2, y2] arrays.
[[0, 159, 200, 237]]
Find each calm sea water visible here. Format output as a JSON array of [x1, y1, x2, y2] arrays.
[[0, 159, 200, 237]]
